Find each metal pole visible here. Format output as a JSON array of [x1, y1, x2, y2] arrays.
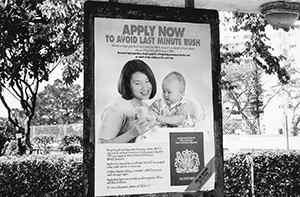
[[247, 152, 255, 197], [281, 29, 290, 150], [185, 0, 195, 8], [286, 115, 289, 150], [250, 151, 255, 197]]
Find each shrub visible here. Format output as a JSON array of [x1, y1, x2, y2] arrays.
[[32, 134, 56, 154], [0, 154, 82, 196], [60, 135, 82, 154], [0, 132, 8, 155], [0, 122, 19, 155], [291, 127, 299, 136], [224, 150, 300, 196], [1, 149, 300, 196], [3, 140, 19, 156]]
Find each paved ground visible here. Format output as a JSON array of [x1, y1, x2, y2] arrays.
[[223, 134, 300, 151]]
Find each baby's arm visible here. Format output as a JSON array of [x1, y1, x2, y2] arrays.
[[149, 99, 186, 127], [148, 100, 162, 126], [159, 114, 186, 127], [147, 108, 160, 127], [160, 102, 192, 127]]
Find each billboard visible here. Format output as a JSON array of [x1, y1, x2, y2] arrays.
[[84, 2, 222, 196]]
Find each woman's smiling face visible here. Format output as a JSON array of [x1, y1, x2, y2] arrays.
[[130, 71, 152, 101]]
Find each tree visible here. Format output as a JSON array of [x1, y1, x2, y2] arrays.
[[248, 63, 264, 134], [32, 79, 83, 125], [222, 59, 266, 134], [0, 0, 84, 154], [282, 55, 300, 136], [37, 0, 84, 84], [220, 12, 292, 134], [221, 12, 290, 84], [291, 99, 300, 136]]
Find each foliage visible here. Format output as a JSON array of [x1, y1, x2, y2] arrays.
[[1, 150, 300, 196], [225, 12, 290, 84], [224, 152, 253, 196], [220, 11, 291, 95], [0, 0, 84, 154], [224, 150, 300, 196], [221, 60, 265, 134], [0, 154, 83, 196], [287, 69, 300, 136], [0, 118, 16, 139], [0, 118, 21, 155], [248, 64, 264, 119], [0, 153, 214, 197], [32, 134, 55, 154], [60, 135, 82, 154], [32, 79, 83, 125], [220, 12, 293, 134], [2, 139, 20, 156], [0, 117, 7, 129], [37, 0, 84, 84], [0, 133, 7, 155], [0, 0, 49, 150]]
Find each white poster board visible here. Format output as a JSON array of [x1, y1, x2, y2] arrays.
[[94, 17, 215, 196]]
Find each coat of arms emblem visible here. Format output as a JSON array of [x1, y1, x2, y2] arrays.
[[174, 149, 200, 173]]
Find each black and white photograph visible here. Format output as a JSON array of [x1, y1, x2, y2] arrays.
[[90, 8, 217, 196]]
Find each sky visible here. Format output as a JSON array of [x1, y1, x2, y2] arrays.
[[0, 65, 83, 118]]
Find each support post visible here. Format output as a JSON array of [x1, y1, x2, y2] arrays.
[[185, 0, 194, 8]]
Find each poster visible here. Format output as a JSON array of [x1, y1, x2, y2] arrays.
[[94, 17, 215, 196]]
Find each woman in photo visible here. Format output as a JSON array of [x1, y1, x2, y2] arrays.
[[98, 59, 157, 143]]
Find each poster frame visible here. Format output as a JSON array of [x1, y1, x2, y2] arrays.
[[83, 1, 223, 196]]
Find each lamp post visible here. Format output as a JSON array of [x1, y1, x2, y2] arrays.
[[282, 89, 290, 150]]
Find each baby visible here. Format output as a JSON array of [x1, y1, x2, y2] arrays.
[[149, 71, 197, 128]]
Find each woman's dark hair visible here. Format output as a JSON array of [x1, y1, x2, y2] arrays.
[[118, 59, 157, 100]]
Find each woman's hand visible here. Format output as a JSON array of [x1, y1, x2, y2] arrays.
[[146, 115, 159, 127], [135, 117, 150, 135], [156, 115, 165, 125]]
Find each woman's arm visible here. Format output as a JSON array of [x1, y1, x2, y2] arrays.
[[100, 118, 150, 143], [99, 104, 150, 143], [100, 127, 137, 143]]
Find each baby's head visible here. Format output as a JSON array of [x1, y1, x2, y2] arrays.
[[162, 71, 186, 105]]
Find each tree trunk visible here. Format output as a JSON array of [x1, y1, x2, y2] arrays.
[[17, 138, 26, 155], [242, 114, 257, 135], [292, 115, 300, 136], [25, 118, 33, 154]]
